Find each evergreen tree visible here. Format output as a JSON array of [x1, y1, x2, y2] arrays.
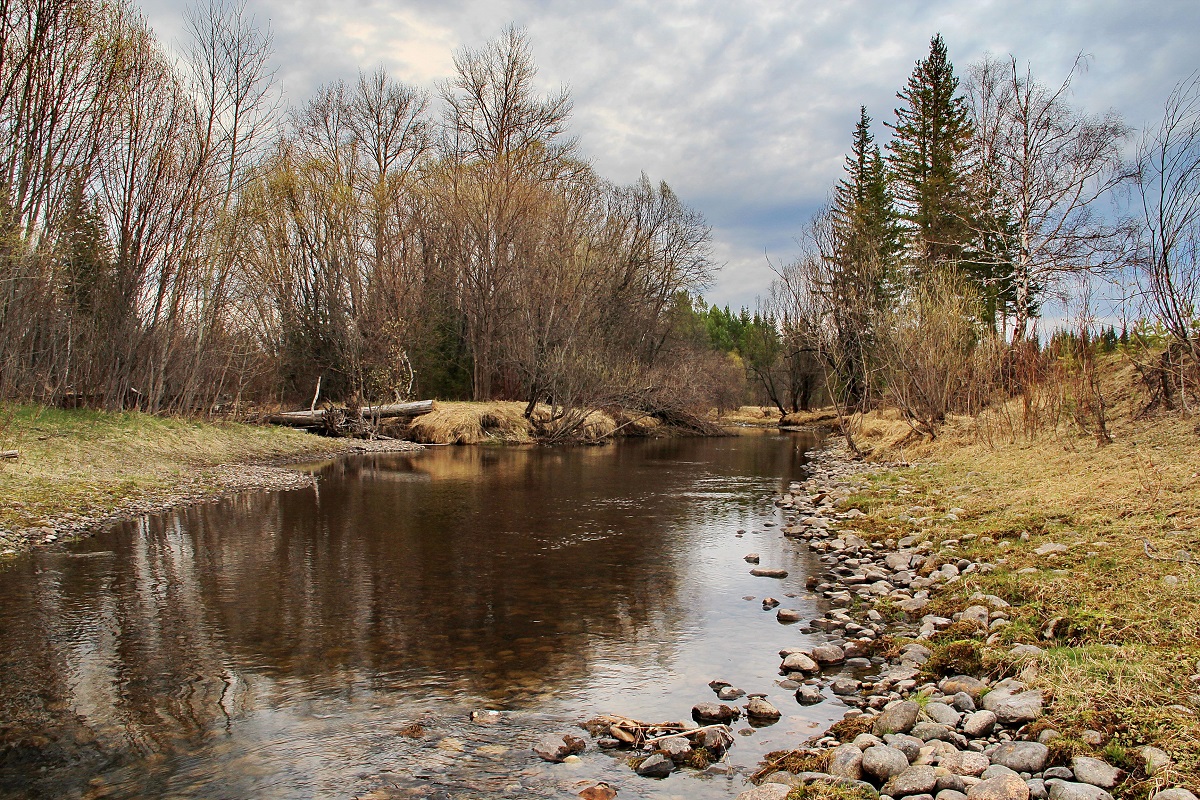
[[831, 106, 902, 295], [55, 177, 113, 318], [887, 34, 975, 277]]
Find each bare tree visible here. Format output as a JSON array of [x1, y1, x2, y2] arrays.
[[965, 55, 1129, 344], [1133, 72, 1200, 376]]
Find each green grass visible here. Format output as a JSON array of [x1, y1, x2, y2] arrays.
[[0, 403, 350, 539]]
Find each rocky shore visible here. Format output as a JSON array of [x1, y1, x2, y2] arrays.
[[534, 439, 1197, 800]]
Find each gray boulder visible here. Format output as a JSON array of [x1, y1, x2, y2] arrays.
[[963, 710, 997, 738], [746, 696, 782, 720], [884, 766, 939, 797], [812, 644, 847, 665], [1153, 791, 1199, 800], [924, 702, 962, 727], [942, 676, 987, 701], [657, 736, 693, 760], [636, 752, 674, 778], [829, 743, 865, 780], [939, 792, 969, 800], [874, 701, 921, 736], [982, 690, 1043, 724], [864, 745, 912, 782], [1046, 781, 1114, 800], [796, 685, 823, 705], [782, 652, 820, 674], [968, 773, 1031, 800], [1070, 757, 1122, 790], [532, 733, 586, 762], [911, 722, 954, 742], [735, 784, 792, 800], [990, 742, 1049, 773]]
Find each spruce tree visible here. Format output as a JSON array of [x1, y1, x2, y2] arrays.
[[887, 34, 975, 278]]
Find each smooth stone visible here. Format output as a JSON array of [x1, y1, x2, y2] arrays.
[[854, 733, 885, 750], [747, 696, 782, 720], [832, 677, 863, 695], [951, 693, 977, 713], [657, 736, 693, 760], [1153, 791, 1199, 800], [735, 784, 792, 800], [884, 765, 940, 797], [1043, 768, 1074, 781], [796, 685, 824, 705], [1141, 747, 1171, 776], [777, 608, 804, 623], [990, 742, 1049, 773], [968, 773, 1031, 800], [864, 745, 913, 782], [830, 743, 865, 780], [533, 733, 586, 763], [763, 597, 781, 609], [812, 644, 847, 665], [982, 690, 1043, 725], [692, 702, 740, 724], [751, 568, 789, 578], [1047, 781, 1114, 800], [943, 751, 990, 777], [636, 752, 674, 778], [984, 766, 1021, 780], [939, 792, 969, 800], [1028, 779, 1047, 800], [884, 734, 924, 762], [874, 701, 921, 736], [746, 553, 761, 563], [939, 774, 968, 793], [942, 676, 987, 701], [782, 652, 821, 674], [718, 686, 746, 700], [911, 722, 953, 742], [1069, 757, 1122, 790], [963, 710, 997, 738], [924, 702, 961, 727]]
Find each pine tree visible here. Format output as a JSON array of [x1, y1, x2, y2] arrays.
[[887, 34, 975, 278], [55, 177, 113, 318], [831, 106, 902, 295]]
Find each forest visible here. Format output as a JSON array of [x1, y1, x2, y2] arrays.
[[1, 0, 1198, 440]]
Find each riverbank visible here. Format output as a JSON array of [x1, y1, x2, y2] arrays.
[[728, 405, 1200, 799], [0, 404, 421, 556]]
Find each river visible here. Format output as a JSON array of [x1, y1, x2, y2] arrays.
[[0, 429, 855, 799]]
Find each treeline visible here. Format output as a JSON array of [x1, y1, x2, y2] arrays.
[[0, 1, 722, 421], [767, 35, 1200, 442]]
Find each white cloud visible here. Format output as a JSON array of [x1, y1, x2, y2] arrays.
[[141, 0, 1200, 310]]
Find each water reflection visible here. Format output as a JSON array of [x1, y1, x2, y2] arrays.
[[0, 431, 826, 799]]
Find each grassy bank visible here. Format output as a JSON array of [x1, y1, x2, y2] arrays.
[[829, 364, 1200, 787], [0, 404, 391, 549]]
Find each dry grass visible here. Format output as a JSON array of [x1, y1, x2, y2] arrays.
[[0, 404, 352, 538], [716, 405, 785, 427], [825, 354, 1200, 787], [406, 401, 624, 445]]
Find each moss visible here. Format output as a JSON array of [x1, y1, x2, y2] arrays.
[[827, 716, 875, 743], [923, 640, 984, 678], [786, 782, 879, 800]]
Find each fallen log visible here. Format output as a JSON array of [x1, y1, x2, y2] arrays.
[[1, 450, 17, 459], [267, 400, 434, 427]]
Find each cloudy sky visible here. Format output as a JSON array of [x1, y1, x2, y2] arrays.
[[143, 0, 1199, 310]]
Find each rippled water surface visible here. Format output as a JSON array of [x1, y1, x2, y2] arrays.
[[0, 430, 855, 799]]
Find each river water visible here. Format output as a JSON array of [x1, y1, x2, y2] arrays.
[[0, 430, 855, 800]]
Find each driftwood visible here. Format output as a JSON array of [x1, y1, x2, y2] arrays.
[[267, 400, 433, 427], [1, 450, 17, 459]]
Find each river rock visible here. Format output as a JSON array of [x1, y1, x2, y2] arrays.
[[884, 734, 924, 762], [811, 644, 846, 665], [832, 677, 862, 695], [763, 597, 781, 609], [1044, 768, 1073, 781], [745, 553, 761, 563], [911, 722, 953, 742], [984, 766, 1021, 781], [942, 676, 987, 701], [657, 736, 693, 760], [961, 605, 990, 627], [982, 690, 1043, 724], [1141, 746, 1171, 776], [693, 702, 740, 724], [938, 773, 968, 793], [637, 752, 674, 778], [777, 608, 804, 623], [924, 702, 961, 727], [864, 745, 911, 781], [796, 685, 823, 704], [1153, 790, 1199, 800], [963, 710, 997, 737], [718, 685, 746, 700], [991, 742, 1049, 773], [735, 785, 792, 800], [940, 792, 970, 800], [746, 696, 782, 720], [751, 568, 789, 578], [1028, 780, 1048, 800], [782, 652, 820, 674], [829, 743, 865, 780], [532, 733, 586, 762], [1070, 757, 1122, 789], [968, 773, 1031, 800], [874, 701, 920, 736], [701, 725, 735, 757], [885, 765, 940, 797], [579, 784, 618, 800], [942, 750, 990, 777], [1046, 781, 1113, 800]]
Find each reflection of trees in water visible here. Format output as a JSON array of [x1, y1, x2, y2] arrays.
[[0, 432, 820, 798]]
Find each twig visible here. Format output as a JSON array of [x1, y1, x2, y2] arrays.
[[1142, 538, 1195, 564], [641, 723, 728, 745], [0, 450, 17, 459]]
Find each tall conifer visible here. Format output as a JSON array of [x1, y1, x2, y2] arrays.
[[887, 34, 975, 277]]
